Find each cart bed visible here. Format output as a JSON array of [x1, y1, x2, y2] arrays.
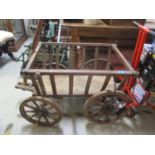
[[17, 42, 138, 97]]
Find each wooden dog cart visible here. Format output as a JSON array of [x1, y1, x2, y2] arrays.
[[16, 41, 138, 126]]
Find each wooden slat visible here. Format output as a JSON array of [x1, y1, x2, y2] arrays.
[[101, 76, 111, 91], [56, 46, 60, 69], [36, 73, 46, 96], [69, 46, 73, 69], [68, 46, 73, 69], [74, 46, 79, 69], [48, 45, 53, 69], [94, 47, 99, 69], [105, 49, 111, 70], [84, 75, 93, 95], [77, 46, 82, 69], [23, 75, 28, 85], [49, 75, 57, 95], [69, 75, 73, 95], [42, 53, 47, 68], [31, 75, 41, 95], [81, 47, 86, 68]]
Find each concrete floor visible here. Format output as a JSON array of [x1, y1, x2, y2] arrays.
[[1, 38, 155, 135]]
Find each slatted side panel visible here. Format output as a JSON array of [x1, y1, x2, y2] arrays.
[[30, 74, 115, 96], [31, 73, 59, 96]]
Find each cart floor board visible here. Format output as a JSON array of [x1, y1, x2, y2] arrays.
[[41, 75, 115, 95]]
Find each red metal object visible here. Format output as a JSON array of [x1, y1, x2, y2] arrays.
[[124, 22, 151, 108], [127, 25, 149, 88]]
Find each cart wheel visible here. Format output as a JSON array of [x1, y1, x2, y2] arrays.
[[83, 58, 110, 70], [20, 96, 62, 126], [84, 90, 131, 124]]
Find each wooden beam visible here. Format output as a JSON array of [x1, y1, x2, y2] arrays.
[[49, 75, 57, 95], [31, 75, 41, 95], [22, 69, 138, 76], [36, 73, 47, 96], [42, 42, 113, 47], [84, 76, 92, 95], [94, 47, 99, 69], [69, 75, 73, 95], [56, 46, 60, 69], [81, 47, 86, 68]]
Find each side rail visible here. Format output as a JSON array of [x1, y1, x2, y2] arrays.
[[19, 69, 138, 97], [27, 42, 136, 72]]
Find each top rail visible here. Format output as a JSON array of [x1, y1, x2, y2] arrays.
[[21, 69, 138, 76], [41, 41, 114, 47]]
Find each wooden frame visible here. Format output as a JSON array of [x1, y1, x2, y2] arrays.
[[17, 42, 138, 97]]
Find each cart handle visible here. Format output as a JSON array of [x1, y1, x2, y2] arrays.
[[133, 21, 155, 38]]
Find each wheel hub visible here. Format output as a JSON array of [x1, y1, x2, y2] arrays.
[[38, 106, 48, 116]]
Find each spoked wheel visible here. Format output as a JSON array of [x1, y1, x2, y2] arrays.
[[20, 96, 62, 126], [84, 90, 131, 124]]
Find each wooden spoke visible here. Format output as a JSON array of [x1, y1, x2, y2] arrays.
[[47, 112, 59, 120], [38, 114, 42, 123], [25, 110, 35, 113], [20, 96, 62, 126], [84, 90, 131, 124], [90, 109, 101, 116], [32, 101, 40, 109], [25, 104, 36, 110], [31, 113, 38, 119], [44, 104, 54, 110], [43, 115, 50, 124], [46, 113, 57, 121]]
